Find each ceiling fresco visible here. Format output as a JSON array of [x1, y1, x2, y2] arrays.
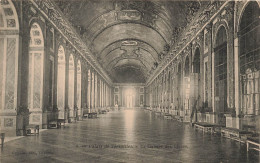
[[54, 0, 207, 83]]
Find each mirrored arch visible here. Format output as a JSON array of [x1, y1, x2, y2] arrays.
[[68, 54, 75, 119], [28, 22, 44, 111], [57, 45, 66, 119], [239, 2, 260, 115], [214, 26, 228, 121], [77, 60, 82, 115]]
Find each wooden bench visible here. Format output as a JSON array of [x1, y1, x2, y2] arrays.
[[194, 122, 214, 134], [164, 114, 172, 120], [243, 124, 257, 133], [101, 110, 107, 114], [221, 128, 252, 143], [83, 113, 98, 118], [88, 112, 98, 118], [175, 116, 183, 122], [48, 121, 59, 129], [247, 137, 260, 152], [83, 113, 88, 118], [48, 120, 65, 129], [57, 119, 66, 126], [26, 124, 39, 136]]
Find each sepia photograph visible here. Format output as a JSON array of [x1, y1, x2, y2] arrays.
[[0, 0, 259, 162]]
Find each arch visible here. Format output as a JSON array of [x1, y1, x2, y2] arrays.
[[68, 54, 75, 116], [177, 62, 182, 107], [87, 9, 171, 42], [92, 22, 168, 48], [213, 23, 229, 49], [76, 60, 82, 115], [113, 65, 146, 83], [91, 71, 95, 109], [0, 8, 5, 28], [237, 1, 260, 33], [87, 69, 91, 109], [177, 62, 182, 72], [0, 0, 21, 137], [215, 25, 227, 48], [57, 45, 66, 119], [184, 56, 190, 77], [29, 23, 44, 47], [94, 73, 98, 108], [163, 72, 167, 95], [238, 1, 260, 115], [193, 48, 200, 73], [184, 55, 191, 113], [100, 38, 159, 59], [92, 23, 166, 54], [0, 0, 20, 114], [171, 65, 175, 104], [28, 22, 44, 111], [214, 25, 228, 118], [106, 56, 152, 72], [168, 70, 171, 91], [100, 80, 103, 107], [239, 1, 260, 74], [0, 0, 19, 30]]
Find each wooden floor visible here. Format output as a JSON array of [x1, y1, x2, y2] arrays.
[[0, 109, 259, 163]]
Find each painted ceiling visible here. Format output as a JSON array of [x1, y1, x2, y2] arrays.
[[54, 0, 207, 83]]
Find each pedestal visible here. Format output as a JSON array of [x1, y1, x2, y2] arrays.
[[180, 111, 184, 117], [225, 114, 236, 128], [16, 108, 30, 136], [77, 108, 83, 121], [42, 111, 49, 129]]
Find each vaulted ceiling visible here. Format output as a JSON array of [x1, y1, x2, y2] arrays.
[[54, 0, 206, 83]]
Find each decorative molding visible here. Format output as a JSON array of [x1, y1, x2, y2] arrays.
[[146, 1, 229, 86], [30, 0, 113, 85]]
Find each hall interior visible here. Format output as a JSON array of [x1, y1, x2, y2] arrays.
[[0, 0, 259, 162]]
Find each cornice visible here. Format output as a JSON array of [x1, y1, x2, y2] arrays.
[[146, 1, 230, 86], [30, 0, 113, 85]]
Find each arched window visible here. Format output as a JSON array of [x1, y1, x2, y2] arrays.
[[170, 69, 174, 103], [102, 81, 104, 107], [102, 82, 104, 107], [95, 73, 98, 108], [77, 60, 81, 111], [92, 72, 95, 109], [28, 23, 44, 110], [156, 79, 158, 106], [177, 63, 182, 108], [97, 77, 100, 107], [239, 2, 260, 115], [178, 63, 182, 88], [161, 75, 164, 104], [164, 73, 167, 92], [214, 26, 228, 114], [168, 71, 171, 91], [193, 48, 201, 101], [68, 54, 75, 111], [100, 80, 104, 108], [0, 0, 20, 124], [104, 83, 106, 106], [57, 45, 66, 118], [184, 56, 190, 77], [184, 56, 190, 113], [193, 48, 200, 73], [87, 69, 91, 109], [0, 8, 3, 28], [0, 0, 19, 30]]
